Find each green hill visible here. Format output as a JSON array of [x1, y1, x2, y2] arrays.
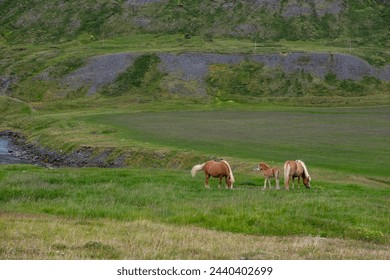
[[1, 0, 389, 45], [0, 0, 389, 101], [0, 0, 389, 106]]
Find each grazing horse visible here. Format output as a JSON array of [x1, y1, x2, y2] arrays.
[[191, 160, 235, 189], [255, 162, 280, 190], [283, 160, 311, 190]]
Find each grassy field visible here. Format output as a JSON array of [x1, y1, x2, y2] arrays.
[[0, 164, 389, 259], [1, 0, 389, 261], [0, 103, 389, 259], [87, 106, 390, 176]]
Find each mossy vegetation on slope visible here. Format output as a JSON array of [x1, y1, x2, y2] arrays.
[[206, 60, 390, 101], [101, 53, 165, 97], [1, 0, 389, 48]]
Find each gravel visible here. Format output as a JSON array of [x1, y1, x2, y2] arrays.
[[63, 52, 139, 95], [63, 52, 390, 95]]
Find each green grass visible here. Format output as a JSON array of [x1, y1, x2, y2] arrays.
[[0, 165, 388, 244], [207, 61, 390, 99], [1, 0, 389, 49], [1, 32, 388, 105], [86, 106, 390, 177], [101, 53, 164, 97], [1, 104, 389, 260]]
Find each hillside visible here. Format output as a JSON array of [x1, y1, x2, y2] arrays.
[[1, 0, 389, 45], [0, 0, 389, 106]]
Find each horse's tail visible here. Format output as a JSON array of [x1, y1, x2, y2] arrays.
[[191, 163, 205, 177], [221, 160, 235, 183], [284, 161, 290, 187], [296, 160, 311, 180]]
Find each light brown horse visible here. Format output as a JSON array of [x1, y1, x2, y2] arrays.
[[283, 160, 311, 190], [255, 162, 280, 190], [191, 160, 235, 189]]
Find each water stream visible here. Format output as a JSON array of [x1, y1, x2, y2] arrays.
[[0, 137, 26, 164]]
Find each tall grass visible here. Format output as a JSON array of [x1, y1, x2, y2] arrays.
[[2, 213, 388, 260]]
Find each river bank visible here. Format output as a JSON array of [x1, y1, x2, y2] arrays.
[[0, 130, 127, 168], [0, 132, 28, 164]]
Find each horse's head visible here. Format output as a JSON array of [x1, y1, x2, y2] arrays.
[[303, 176, 311, 189], [257, 162, 268, 171], [227, 175, 234, 189], [258, 162, 264, 171]]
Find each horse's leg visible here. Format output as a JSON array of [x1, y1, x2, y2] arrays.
[[292, 177, 295, 189], [205, 174, 210, 189], [268, 177, 272, 189], [262, 177, 267, 191], [218, 175, 223, 189], [297, 176, 301, 189], [275, 169, 280, 190]]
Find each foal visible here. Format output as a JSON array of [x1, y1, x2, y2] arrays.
[[255, 162, 280, 190]]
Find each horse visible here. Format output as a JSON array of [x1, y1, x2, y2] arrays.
[[283, 160, 311, 190], [191, 160, 235, 189], [254, 162, 280, 190]]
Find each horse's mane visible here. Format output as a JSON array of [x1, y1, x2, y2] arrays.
[[296, 160, 311, 180], [221, 160, 235, 183], [260, 162, 270, 169]]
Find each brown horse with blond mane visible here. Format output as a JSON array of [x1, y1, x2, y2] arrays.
[[255, 162, 280, 190], [283, 160, 311, 190], [191, 160, 235, 189]]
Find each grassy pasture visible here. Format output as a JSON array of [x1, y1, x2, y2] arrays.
[[87, 106, 390, 177], [1, 105, 389, 259], [0, 165, 388, 260]]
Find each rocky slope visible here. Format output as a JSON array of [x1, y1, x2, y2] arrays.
[[63, 52, 390, 96]]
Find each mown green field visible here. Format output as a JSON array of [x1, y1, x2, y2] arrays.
[[1, 103, 389, 259], [87, 106, 390, 176]]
